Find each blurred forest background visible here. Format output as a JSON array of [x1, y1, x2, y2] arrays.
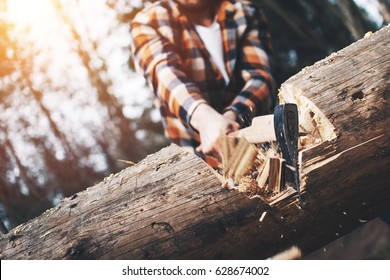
[[0, 0, 389, 258]]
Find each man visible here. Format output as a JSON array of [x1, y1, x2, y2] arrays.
[[130, 0, 275, 167]]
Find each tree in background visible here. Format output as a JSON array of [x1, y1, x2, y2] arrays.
[[0, 0, 386, 229], [257, 0, 381, 85], [0, 0, 151, 227]]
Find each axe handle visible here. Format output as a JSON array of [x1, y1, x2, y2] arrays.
[[229, 114, 276, 143]]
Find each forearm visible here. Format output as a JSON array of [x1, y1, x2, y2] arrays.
[[154, 62, 207, 125], [228, 76, 273, 116], [130, 20, 206, 126], [190, 103, 219, 132], [225, 4, 275, 119]]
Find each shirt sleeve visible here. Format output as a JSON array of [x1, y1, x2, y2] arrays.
[[224, 6, 275, 124], [130, 10, 207, 127]]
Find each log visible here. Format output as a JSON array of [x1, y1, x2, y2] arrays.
[[0, 26, 389, 260]]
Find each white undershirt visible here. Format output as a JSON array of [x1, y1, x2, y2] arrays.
[[195, 20, 230, 85]]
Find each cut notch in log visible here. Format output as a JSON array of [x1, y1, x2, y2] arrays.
[[221, 135, 292, 204], [223, 75, 340, 203]]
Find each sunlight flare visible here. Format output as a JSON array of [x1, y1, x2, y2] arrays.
[[7, 0, 54, 27]]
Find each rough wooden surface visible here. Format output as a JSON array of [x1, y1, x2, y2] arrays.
[[0, 145, 274, 259], [0, 26, 389, 260]]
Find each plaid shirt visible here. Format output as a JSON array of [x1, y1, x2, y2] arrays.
[[130, 0, 275, 162]]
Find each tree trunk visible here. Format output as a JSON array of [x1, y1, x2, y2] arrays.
[[378, 0, 390, 24], [337, 0, 370, 40], [0, 25, 389, 260]]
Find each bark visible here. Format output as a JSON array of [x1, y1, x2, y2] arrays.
[[0, 25, 389, 260]]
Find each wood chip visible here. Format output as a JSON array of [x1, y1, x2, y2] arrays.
[[269, 155, 286, 193], [259, 211, 267, 222]]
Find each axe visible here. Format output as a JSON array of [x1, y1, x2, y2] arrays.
[[231, 103, 300, 194]]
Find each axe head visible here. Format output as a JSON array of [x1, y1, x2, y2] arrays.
[[274, 103, 300, 193], [226, 103, 300, 194]]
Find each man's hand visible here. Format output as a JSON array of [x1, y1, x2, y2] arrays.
[[190, 104, 239, 159]]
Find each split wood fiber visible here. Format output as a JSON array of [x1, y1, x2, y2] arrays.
[[221, 135, 289, 204], [269, 156, 286, 193]]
